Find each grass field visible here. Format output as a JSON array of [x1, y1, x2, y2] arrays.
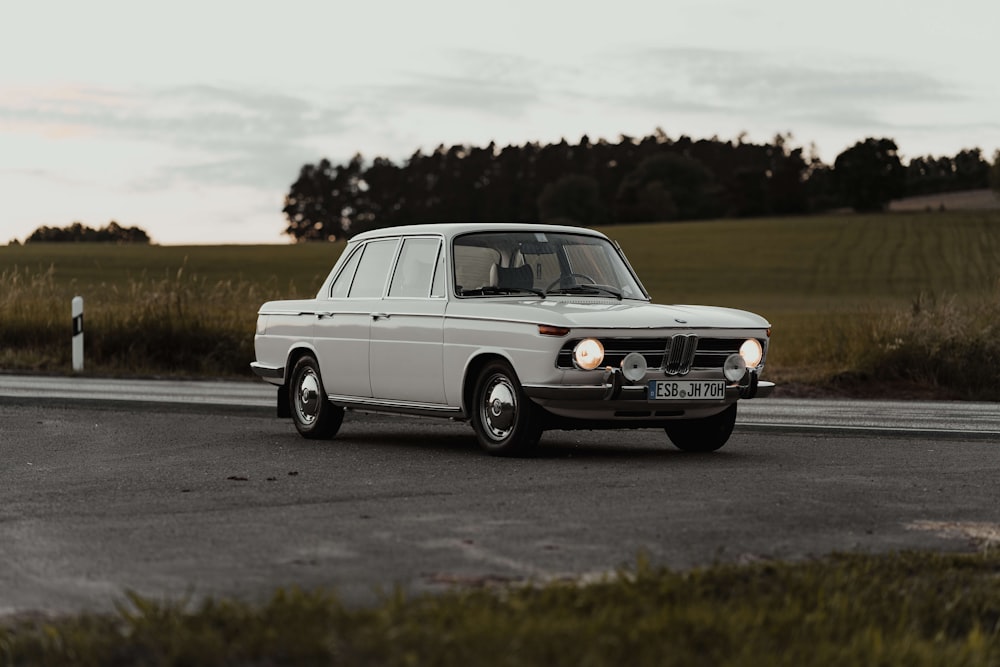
[[3, 210, 1000, 397], [3, 550, 998, 666]]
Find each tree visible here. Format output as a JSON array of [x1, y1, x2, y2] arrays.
[[282, 155, 374, 241], [537, 174, 606, 226], [905, 148, 991, 197], [24, 221, 150, 243], [952, 148, 990, 190], [282, 131, 991, 240], [765, 137, 809, 215], [282, 159, 339, 241], [990, 150, 1000, 199], [614, 153, 723, 223], [833, 138, 905, 212]]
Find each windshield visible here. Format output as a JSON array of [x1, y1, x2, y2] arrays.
[[452, 231, 648, 300]]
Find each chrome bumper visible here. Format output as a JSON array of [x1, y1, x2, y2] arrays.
[[250, 362, 284, 380], [523, 375, 774, 402]]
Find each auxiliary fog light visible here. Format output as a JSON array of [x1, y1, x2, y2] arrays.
[[724, 353, 747, 382], [739, 338, 763, 369], [573, 338, 604, 370], [620, 352, 648, 382]]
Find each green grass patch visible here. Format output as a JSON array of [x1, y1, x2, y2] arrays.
[[3, 210, 1000, 396], [2, 551, 998, 666]]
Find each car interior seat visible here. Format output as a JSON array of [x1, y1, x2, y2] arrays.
[[489, 248, 534, 290]]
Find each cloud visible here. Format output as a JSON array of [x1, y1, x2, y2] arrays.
[[389, 50, 543, 116], [613, 47, 961, 130], [373, 75, 539, 118], [0, 83, 354, 190]]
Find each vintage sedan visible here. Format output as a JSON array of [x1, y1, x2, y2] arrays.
[[252, 223, 773, 455]]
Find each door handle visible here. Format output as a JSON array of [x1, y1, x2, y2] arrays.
[[315, 312, 334, 320], [371, 312, 390, 321]]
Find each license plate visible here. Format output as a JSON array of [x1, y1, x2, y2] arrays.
[[648, 380, 725, 400]]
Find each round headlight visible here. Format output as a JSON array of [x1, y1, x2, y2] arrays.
[[573, 338, 604, 370], [739, 338, 763, 368], [724, 353, 747, 382]]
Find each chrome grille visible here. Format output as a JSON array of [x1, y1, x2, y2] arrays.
[[663, 333, 698, 375]]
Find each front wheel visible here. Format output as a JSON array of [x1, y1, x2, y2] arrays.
[[289, 354, 344, 439], [664, 403, 737, 452], [470, 360, 543, 456]]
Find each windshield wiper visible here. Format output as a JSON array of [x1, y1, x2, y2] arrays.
[[545, 284, 623, 300], [461, 286, 546, 298]]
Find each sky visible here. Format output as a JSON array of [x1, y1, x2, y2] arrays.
[[1, 0, 998, 245]]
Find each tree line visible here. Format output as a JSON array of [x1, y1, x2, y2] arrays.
[[283, 131, 998, 242], [16, 221, 151, 245]]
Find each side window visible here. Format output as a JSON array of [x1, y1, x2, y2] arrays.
[[453, 245, 500, 292], [430, 243, 445, 298], [328, 246, 363, 298], [348, 239, 397, 298], [388, 238, 440, 298]]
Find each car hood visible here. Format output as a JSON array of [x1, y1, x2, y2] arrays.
[[451, 298, 770, 331]]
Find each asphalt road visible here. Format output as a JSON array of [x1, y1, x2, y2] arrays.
[[1, 379, 999, 618]]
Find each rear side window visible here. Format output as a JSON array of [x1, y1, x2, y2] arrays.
[[329, 246, 362, 298], [388, 238, 441, 298], [348, 239, 398, 298]]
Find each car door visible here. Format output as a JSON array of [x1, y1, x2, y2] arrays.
[[314, 238, 398, 398], [369, 236, 447, 404]]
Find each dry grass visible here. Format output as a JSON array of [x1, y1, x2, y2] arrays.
[[0, 262, 305, 377], [853, 286, 1000, 398]]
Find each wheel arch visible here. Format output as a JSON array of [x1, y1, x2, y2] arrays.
[[276, 344, 319, 418], [461, 351, 515, 418], [283, 343, 320, 386]]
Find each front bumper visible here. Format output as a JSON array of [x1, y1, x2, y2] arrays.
[[523, 369, 773, 403]]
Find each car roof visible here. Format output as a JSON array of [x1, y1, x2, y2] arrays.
[[348, 222, 610, 243]]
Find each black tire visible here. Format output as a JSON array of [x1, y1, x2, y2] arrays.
[[470, 360, 543, 456], [664, 403, 737, 452], [288, 354, 344, 439]]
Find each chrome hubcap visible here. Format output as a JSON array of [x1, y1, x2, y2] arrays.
[[482, 374, 516, 440], [295, 370, 321, 424]]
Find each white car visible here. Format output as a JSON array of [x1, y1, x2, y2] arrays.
[[252, 223, 773, 455]]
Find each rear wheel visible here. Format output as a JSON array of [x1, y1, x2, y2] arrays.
[[289, 354, 344, 439], [471, 360, 543, 456], [664, 403, 737, 452]]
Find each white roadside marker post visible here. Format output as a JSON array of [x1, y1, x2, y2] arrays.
[[72, 296, 84, 372]]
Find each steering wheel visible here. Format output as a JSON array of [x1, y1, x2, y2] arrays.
[[545, 273, 597, 292]]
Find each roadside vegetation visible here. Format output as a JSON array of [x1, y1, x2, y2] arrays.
[[2, 550, 998, 666], [2, 210, 1000, 398], [0, 244, 339, 377]]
